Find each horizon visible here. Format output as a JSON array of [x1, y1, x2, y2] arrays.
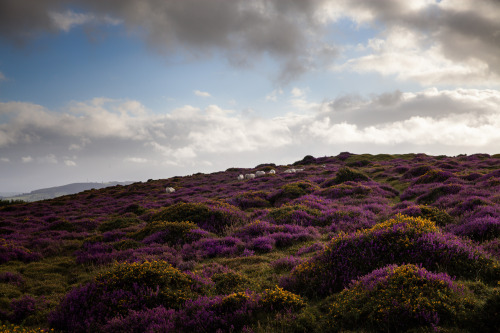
[[1, 0, 500, 193]]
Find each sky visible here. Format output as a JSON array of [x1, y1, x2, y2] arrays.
[[1, 0, 500, 193]]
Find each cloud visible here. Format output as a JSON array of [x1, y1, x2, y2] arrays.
[[266, 89, 283, 102], [333, 0, 500, 85], [21, 156, 33, 163], [124, 157, 148, 163], [0, 157, 9, 163], [64, 160, 77, 166], [0, 0, 339, 82], [194, 90, 211, 98], [2, 88, 499, 164], [2, 1, 497, 85]]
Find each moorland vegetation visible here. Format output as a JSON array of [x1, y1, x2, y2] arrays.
[[0, 152, 499, 332]]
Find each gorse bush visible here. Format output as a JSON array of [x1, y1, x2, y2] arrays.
[[281, 215, 500, 298], [326, 264, 476, 332]]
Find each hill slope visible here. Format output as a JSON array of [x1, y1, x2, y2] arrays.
[[0, 152, 499, 332], [1, 181, 135, 202]]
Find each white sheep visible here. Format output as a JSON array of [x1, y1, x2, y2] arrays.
[[244, 173, 256, 179], [268, 169, 276, 174], [237, 174, 245, 180], [295, 168, 304, 172], [283, 168, 296, 174], [165, 187, 175, 193], [255, 171, 266, 177]]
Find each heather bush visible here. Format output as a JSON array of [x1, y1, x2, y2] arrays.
[[452, 216, 500, 242], [326, 264, 475, 332], [0, 239, 42, 264], [101, 306, 176, 333], [482, 239, 500, 259], [49, 261, 208, 332], [0, 272, 24, 287], [229, 191, 271, 210], [181, 236, 245, 259], [231, 220, 318, 245], [281, 215, 500, 298], [451, 196, 493, 216], [150, 201, 246, 234], [416, 184, 463, 204]]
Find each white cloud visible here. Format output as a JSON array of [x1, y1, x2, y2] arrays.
[[0, 157, 9, 162], [64, 160, 77, 166], [266, 89, 283, 102], [194, 90, 211, 98], [337, 26, 500, 86], [22, 156, 33, 163], [124, 157, 148, 163], [291, 87, 305, 98]]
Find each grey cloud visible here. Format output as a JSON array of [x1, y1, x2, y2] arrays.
[[346, 0, 500, 79], [0, 0, 337, 82], [322, 88, 500, 128]]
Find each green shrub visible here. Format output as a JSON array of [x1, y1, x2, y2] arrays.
[[322, 167, 370, 187], [212, 271, 253, 295], [132, 220, 199, 244], [98, 215, 142, 232], [151, 201, 246, 234], [419, 205, 454, 227], [271, 181, 319, 205], [112, 239, 142, 250], [267, 204, 323, 226]]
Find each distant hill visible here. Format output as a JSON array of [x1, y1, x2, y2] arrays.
[[1, 181, 135, 202]]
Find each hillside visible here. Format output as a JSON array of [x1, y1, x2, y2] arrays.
[[0, 152, 499, 332], [1, 181, 135, 202]]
